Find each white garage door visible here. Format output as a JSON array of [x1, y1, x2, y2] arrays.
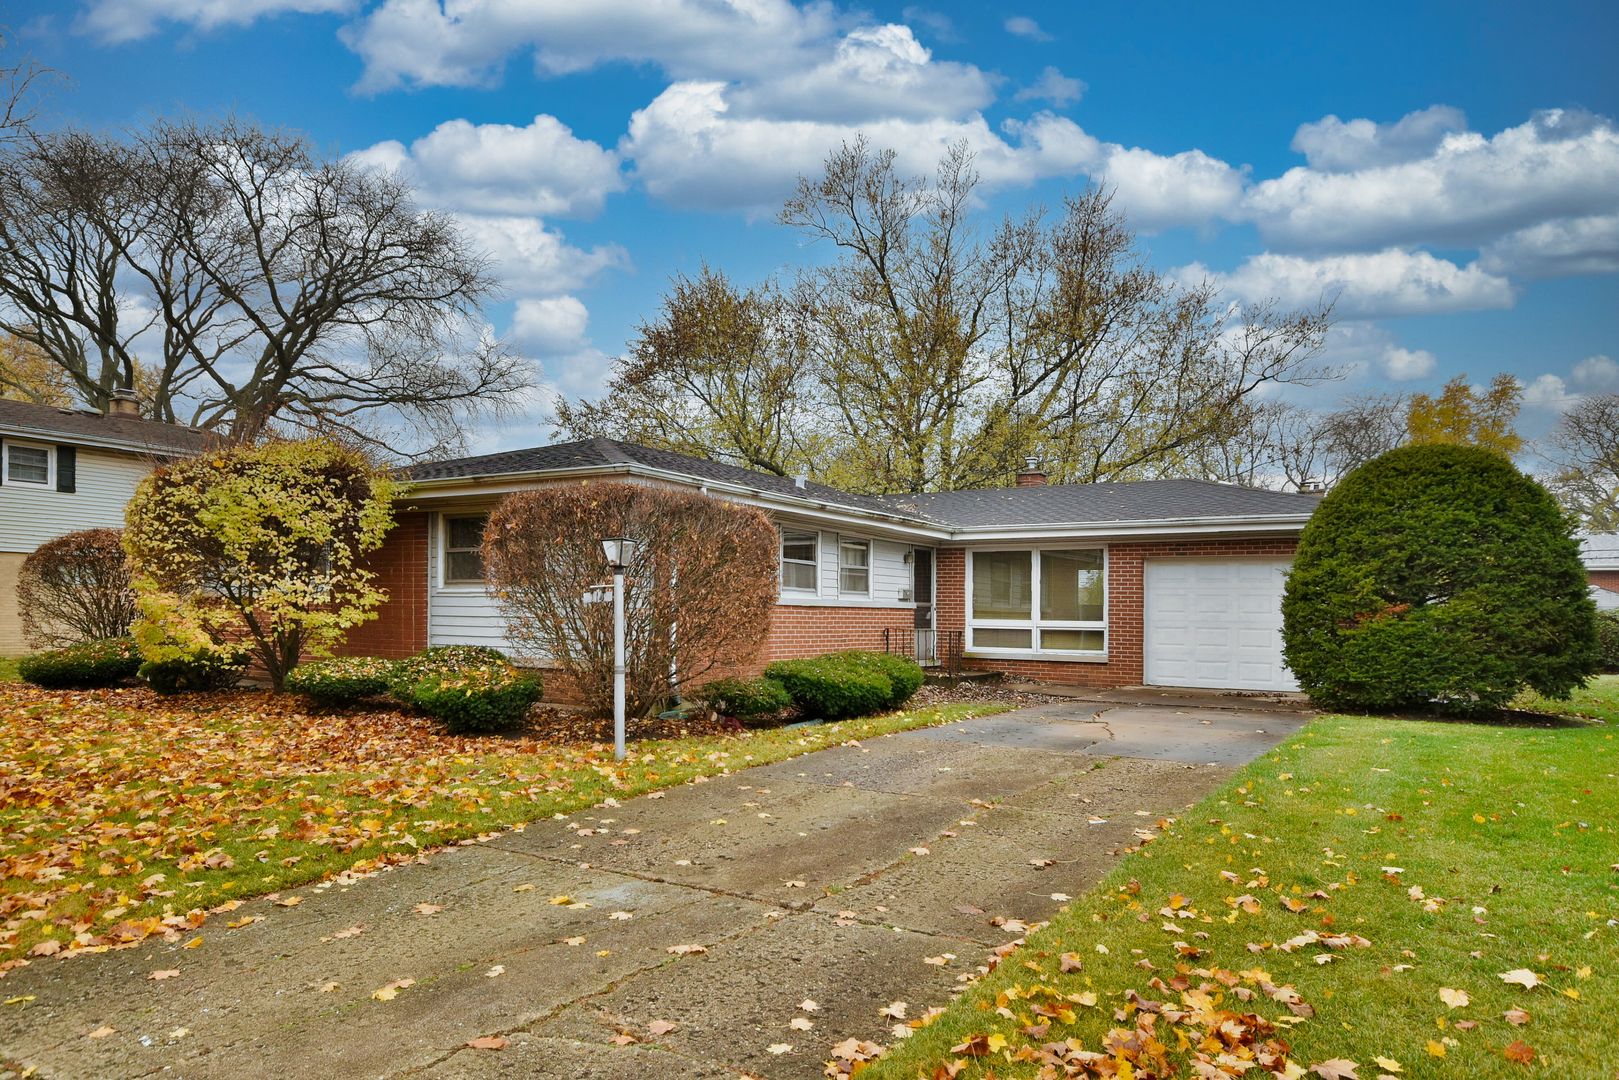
[[1143, 558, 1298, 692]]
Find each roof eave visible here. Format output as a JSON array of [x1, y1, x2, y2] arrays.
[[0, 422, 204, 457]]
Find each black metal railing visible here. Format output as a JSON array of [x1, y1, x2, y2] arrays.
[[882, 628, 965, 682]]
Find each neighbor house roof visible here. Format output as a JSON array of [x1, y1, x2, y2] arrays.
[[1581, 532, 1619, 570], [407, 437, 1319, 536], [882, 479, 1321, 530], [0, 398, 213, 456]]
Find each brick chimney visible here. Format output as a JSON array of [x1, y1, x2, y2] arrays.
[[108, 387, 141, 418], [1015, 455, 1048, 487]]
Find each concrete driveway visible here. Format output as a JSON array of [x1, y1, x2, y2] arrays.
[[0, 697, 1309, 1080]]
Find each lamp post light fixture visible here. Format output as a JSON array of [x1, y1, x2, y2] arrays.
[[600, 537, 639, 761]]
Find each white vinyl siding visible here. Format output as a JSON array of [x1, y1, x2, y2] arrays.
[[0, 446, 152, 554], [776, 527, 916, 606], [426, 513, 518, 655]]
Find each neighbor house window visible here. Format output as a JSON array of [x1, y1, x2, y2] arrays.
[[968, 547, 1106, 654], [780, 529, 819, 594], [3, 441, 52, 488], [444, 514, 487, 584], [839, 537, 870, 596]]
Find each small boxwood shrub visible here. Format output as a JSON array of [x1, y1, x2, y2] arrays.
[[398, 665, 543, 733], [285, 656, 399, 705], [1595, 610, 1619, 673], [139, 646, 250, 694], [385, 645, 510, 696], [385, 645, 541, 733], [764, 650, 924, 720], [17, 637, 142, 689], [698, 676, 793, 722]]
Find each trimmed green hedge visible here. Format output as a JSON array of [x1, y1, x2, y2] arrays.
[[1281, 443, 1598, 714], [698, 676, 793, 722], [385, 645, 510, 697], [17, 637, 142, 689], [382, 645, 542, 733], [397, 664, 543, 733], [285, 656, 399, 705], [139, 646, 250, 694], [764, 650, 925, 720]]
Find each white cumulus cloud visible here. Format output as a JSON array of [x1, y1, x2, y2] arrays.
[[1572, 354, 1619, 391], [1521, 372, 1579, 412], [511, 295, 590, 352], [1014, 66, 1085, 107], [1479, 213, 1619, 278], [1245, 108, 1619, 251], [454, 215, 628, 295], [1003, 15, 1052, 41], [1382, 346, 1438, 381], [1290, 105, 1468, 172], [78, 0, 354, 43], [1182, 248, 1515, 319], [349, 114, 622, 218], [1097, 146, 1247, 232]]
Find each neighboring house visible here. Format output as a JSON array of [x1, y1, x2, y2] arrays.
[[0, 395, 212, 653], [343, 438, 1320, 694], [1580, 532, 1619, 611]]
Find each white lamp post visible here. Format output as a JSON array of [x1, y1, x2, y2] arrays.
[[600, 536, 639, 761]]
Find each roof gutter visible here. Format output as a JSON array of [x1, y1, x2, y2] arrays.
[[403, 467, 1313, 542]]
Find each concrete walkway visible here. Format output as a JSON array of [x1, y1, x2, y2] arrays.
[[0, 699, 1309, 1080]]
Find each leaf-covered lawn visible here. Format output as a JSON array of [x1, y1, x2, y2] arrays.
[[864, 695, 1618, 1078], [0, 684, 1004, 970]]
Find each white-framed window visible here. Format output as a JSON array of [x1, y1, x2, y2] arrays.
[[2, 439, 53, 488], [442, 514, 488, 584], [780, 528, 819, 595], [838, 537, 870, 596], [968, 547, 1106, 655]]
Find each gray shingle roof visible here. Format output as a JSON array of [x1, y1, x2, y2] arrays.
[[882, 478, 1320, 527], [0, 398, 213, 456], [1581, 532, 1619, 568], [407, 438, 920, 520], [408, 438, 1319, 530]]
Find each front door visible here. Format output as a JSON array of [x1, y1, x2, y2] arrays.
[[912, 548, 935, 663]]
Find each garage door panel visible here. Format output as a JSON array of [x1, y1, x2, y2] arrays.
[[1144, 558, 1297, 692]]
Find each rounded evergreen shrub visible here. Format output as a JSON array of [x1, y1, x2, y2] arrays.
[[1281, 443, 1598, 714], [831, 650, 925, 708], [698, 676, 793, 723], [17, 637, 142, 689], [764, 650, 922, 720], [285, 656, 399, 705], [398, 665, 543, 733], [1594, 610, 1619, 673], [385, 645, 510, 696], [139, 646, 250, 694]]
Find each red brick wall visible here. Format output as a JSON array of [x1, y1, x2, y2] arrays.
[[338, 511, 429, 659], [936, 536, 1299, 688], [753, 604, 915, 670], [1590, 570, 1619, 593]]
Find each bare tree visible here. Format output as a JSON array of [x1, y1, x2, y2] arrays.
[[0, 117, 528, 456], [1547, 393, 1619, 529], [564, 139, 1332, 494], [554, 267, 818, 477]]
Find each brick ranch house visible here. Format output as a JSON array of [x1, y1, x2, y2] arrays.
[[343, 438, 1321, 694]]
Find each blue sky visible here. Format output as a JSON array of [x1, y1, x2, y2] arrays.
[[9, 0, 1618, 450]]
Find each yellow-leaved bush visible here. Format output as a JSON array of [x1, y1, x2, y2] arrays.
[[123, 439, 396, 691]]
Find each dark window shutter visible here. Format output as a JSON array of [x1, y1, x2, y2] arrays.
[[56, 445, 76, 493], [0, 436, 5, 486]]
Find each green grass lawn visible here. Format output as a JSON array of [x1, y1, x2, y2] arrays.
[[0, 684, 1005, 966], [868, 683, 1618, 1078], [0, 657, 18, 683]]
